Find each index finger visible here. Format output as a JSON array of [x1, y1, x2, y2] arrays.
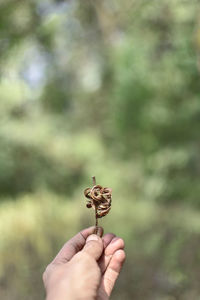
[[52, 226, 104, 264]]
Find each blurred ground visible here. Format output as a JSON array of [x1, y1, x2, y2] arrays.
[[0, 1, 200, 299]]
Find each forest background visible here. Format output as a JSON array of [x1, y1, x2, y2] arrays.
[[0, 1, 200, 299]]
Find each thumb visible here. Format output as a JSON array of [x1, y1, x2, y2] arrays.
[[81, 234, 103, 261]]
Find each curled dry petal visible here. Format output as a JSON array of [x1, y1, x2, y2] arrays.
[[84, 184, 112, 219]]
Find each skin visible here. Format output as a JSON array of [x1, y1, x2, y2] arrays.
[[43, 226, 126, 300]]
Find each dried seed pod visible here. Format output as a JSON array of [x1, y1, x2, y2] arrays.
[[84, 177, 112, 230]]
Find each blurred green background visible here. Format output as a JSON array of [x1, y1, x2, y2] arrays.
[[0, 0, 200, 299]]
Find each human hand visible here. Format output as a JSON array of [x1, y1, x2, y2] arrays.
[[43, 226, 125, 300]]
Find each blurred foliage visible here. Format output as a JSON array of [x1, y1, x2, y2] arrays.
[[0, 0, 200, 299]]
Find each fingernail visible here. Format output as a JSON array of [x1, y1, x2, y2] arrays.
[[105, 254, 112, 259], [111, 237, 119, 244], [87, 234, 99, 242]]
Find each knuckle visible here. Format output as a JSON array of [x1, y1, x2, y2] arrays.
[[105, 274, 115, 290], [81, 252, 92, 263], [42, 263, 52, 282], [86, 240, 102, 251], [80, 252, 96, 266], [42, 270, 47, 283]]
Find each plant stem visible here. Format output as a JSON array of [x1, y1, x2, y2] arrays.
[[95, 206, 98, 227], [92, 176, 96, 186], [92, 176, 98, 233]]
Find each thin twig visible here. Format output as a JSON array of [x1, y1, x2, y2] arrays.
[[92, 176, 96, 186], [92, 176, 98, 233]]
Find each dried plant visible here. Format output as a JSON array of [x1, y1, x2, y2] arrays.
[[84, 176, 112, 232]]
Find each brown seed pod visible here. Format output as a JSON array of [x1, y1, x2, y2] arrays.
[[84, 177, 112, 229]]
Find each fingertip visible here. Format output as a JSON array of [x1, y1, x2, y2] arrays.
[[105, 237, 125, 256], [111, 237, 125, 249], [86, 234, 100, 242], [114, 249, 126, 263], [102, 233, 116, 248], [80, 226, 97, 238], [83, 234, 103, 260]]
